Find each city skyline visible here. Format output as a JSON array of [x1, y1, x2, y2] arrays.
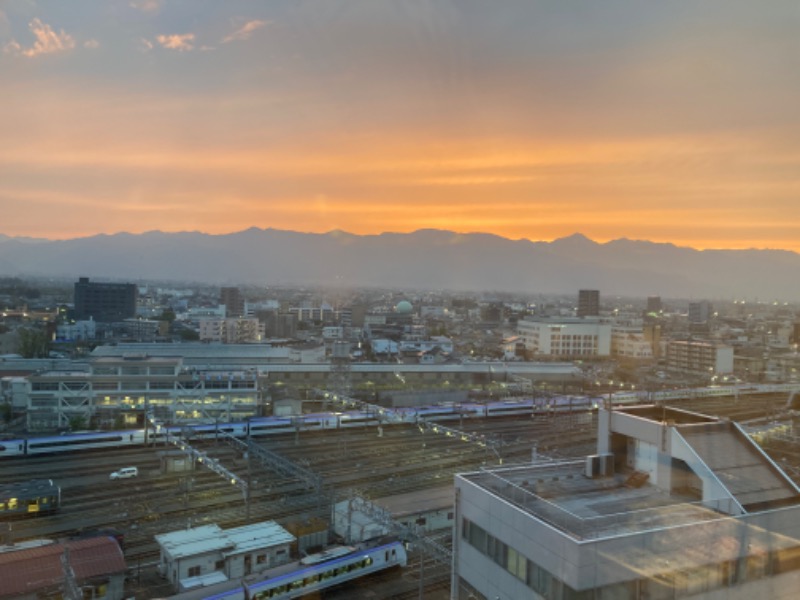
[[2, 1, 799, 251]]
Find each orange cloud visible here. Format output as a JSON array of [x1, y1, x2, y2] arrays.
[[4, 18, 75, 58], [222, 20, 269, 44], [155, 33, 195, 51], [1, 80, 798, 252]]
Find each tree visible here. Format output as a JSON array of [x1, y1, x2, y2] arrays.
[[15, 327, 50, 358], [157, 309, 176, 323], [179, 329, 200, 341], [1, 402, 11, 424], [68, 415, 87, 431]]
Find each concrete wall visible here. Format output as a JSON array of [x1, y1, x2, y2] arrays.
[[226, 544, 291, 578], [670, 430, 742, 515]]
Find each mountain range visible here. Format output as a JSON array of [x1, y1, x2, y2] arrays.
[[0, 228, 798, 300]]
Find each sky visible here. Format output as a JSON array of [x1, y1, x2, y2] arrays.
[[1, 1, 799, 251]]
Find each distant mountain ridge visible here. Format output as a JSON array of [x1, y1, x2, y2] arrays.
[[0, 228, 798, 299]]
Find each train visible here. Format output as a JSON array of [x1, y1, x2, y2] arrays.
[[0, 383, 791, 460], [0, 479, 60, 518], [170, 539, 407, 600], [0, 395, 598, 459]]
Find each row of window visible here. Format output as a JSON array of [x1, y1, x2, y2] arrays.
[[463, 518, 800, 599], [250, 557, 374, 599]]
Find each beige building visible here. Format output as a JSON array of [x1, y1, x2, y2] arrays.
[[199, 318, 264, 343], [665, 340, 734, 376]]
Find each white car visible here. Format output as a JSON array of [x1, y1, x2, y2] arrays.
[[110, 467, 138, 480]]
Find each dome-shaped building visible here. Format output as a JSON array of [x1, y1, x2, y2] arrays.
[[395, 300, 413, 314]]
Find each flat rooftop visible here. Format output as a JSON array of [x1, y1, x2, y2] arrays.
[[375, 485, 453, 518], [461, 461, 724, 541]]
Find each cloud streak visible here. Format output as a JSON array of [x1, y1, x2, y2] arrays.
[[222, 19, 269, 43], [4, 18, 75, 58], [129, 0, 161, 13]]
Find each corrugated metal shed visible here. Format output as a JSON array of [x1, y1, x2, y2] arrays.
[[156, 521, 296, 561], [223, 522, 295, 557], [156, 525, 233, 560]]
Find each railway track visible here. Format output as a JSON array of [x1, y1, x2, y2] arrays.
[[0, 411, 608, 599]]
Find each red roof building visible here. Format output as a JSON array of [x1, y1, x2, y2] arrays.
[[0, 536, 127, 599]]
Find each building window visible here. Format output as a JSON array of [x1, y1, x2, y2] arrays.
[[215, 559, 225, 570], [187, 566, 201, 577]]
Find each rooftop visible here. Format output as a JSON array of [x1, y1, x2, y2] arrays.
[[461, 461, 730, 541], [375, 485, 453, 518], [156, 521, 295, 561]]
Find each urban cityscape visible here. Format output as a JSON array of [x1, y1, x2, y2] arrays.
[[3, 1, 800, 599], [2, 276, 800, 598]]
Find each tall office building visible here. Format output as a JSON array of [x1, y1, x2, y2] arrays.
[[73, 277, 137, 322], [220, 287, 244, 318], [577, 289, 600, 317], [688, 301, 712, 324], [646, 295, 662, 314]]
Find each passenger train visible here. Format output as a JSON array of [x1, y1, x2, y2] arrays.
[[0, 479, 60, 518], [170, 539, 407, 600], [0, 383, 791, 460]]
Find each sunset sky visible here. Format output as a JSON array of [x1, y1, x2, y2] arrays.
[[2, 1, 799, 251]]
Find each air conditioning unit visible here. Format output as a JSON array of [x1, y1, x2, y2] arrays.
[[585, 455, 601, 478], [599, 453, 615, 476]]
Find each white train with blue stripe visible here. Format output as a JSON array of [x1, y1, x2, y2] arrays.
[[170, 539, 407, 600], [0, 384, 786, 459]]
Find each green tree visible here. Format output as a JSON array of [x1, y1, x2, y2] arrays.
[[1, 402, 11, 424], [15, 327, 50, 358], [157, 309, 176, 323], [179, 329, 200, 341], [68, 415, 87, 431]]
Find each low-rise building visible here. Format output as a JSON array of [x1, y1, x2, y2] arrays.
[[665, 340, 734, 376], [155, 521, 295, 592], [0, 536, 127, 600], [199, 318, 263, 344]]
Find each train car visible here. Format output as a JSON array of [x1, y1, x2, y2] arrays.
[[0, 438, 27, 458], [338, 410, 382, 428], [247, 417, 297, 437], [25, 430, 144, 455], [296, 413, 339, 431], [171, 423, 248, 441], [172, 539, 407, 600], [0, 479, 60, 518], [485, 399, 536, 417]]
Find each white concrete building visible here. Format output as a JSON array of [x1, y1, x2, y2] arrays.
[[56, 319, 97, 342], [453, 405, 800, 599], [518, 318, 612, 357], [399, 335, 454, 354]]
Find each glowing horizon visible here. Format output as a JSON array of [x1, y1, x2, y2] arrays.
[[2, 2, 799, 253]]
